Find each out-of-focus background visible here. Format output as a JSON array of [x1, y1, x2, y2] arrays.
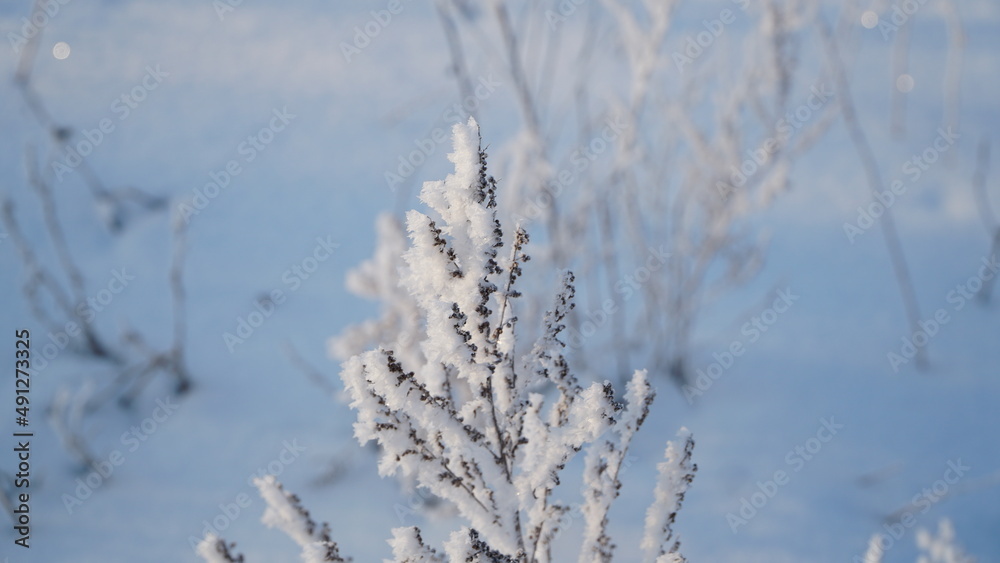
[[1, 1, 998, 561]]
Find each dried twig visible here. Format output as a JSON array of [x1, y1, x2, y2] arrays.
[[972, 139, 998, 302], [6, 0, 193, 465], [819, 15, 927, 369]]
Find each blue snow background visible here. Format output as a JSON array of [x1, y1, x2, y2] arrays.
[[0, 1, 998, 561]]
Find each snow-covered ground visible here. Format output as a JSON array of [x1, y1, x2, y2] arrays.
[[0, 1, 997, 561]]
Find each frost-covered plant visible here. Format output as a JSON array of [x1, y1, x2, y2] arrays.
[[915, 519, 975, 563], [196, 534, 246, 563], [196, 476, 348, 563], [204, 118, 696, 562], [862, 518, 976, 563], [328, 212, 425, 376], [421, 0, 835, 386], [418, 0, 970, 384]]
